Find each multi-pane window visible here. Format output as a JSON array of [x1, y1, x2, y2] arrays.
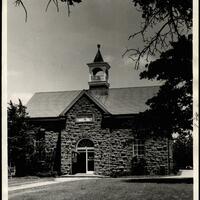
[[76, 114, 94, 123], [133, 139, 145, 157]]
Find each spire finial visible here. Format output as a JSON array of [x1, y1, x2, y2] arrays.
[[94, 44, 104, 62]]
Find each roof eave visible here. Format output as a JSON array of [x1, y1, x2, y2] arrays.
[[28, 116, 66, 122], [104, 113, 139, 118]]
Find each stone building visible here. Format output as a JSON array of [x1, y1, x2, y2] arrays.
[[27, 45, 173, 176]]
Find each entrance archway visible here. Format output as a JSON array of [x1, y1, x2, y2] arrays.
[[72, 139, 94, 174]]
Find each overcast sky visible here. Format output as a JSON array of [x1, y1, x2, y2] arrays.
[[7, 0, 160, 104]]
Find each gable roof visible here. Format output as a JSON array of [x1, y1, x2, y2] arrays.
[[26, 86, 160, 118], [26, 90, 81, 118], [90, 86, 160, 115], [59, 90, 110, 116]]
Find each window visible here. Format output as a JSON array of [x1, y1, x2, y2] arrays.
[[133, 139, 145, 157], [76, 114, 94, 123], [77, 139, 94, 148]]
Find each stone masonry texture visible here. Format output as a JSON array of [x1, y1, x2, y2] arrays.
[[35, 94, 171, 176], [145, 137, 169, 175], [59, 94, 170, 175]]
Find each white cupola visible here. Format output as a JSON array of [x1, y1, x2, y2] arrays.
[[87, 44, 111, 95]]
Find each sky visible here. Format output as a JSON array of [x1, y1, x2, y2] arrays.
[[7, 0, 160, 104]]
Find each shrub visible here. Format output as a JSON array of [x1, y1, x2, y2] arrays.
[[131, 156, 146, 175]]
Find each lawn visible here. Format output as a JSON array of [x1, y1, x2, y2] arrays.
[[9, 178, 193, 200], [8, 176, 54, 187]]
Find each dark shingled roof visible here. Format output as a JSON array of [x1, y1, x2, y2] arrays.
[[89, 86, 160, 115], [26, 86, 160, 118], [26, 90, 81, 118]]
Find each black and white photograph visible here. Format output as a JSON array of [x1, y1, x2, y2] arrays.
[[2, 0, 199, 199]]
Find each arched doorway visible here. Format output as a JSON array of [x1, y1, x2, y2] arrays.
[[72, 139, 94, 174]]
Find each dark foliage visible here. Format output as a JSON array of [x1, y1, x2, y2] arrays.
[[129, 0, 193, 169], [173, 133, 193, 169], [133, 0, 192, 28], [8, 99, 31, 176], [131, 156, 147, 175], [139, 35, 192, 137], [7, 100, 47, 176]]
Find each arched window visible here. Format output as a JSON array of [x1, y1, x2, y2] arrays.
[[92, 68, 103, 75], [91, 68, 106, 81], [77, 139, 94, 148]]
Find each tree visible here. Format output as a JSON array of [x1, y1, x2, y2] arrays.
[[139, 35, 192, 137], [173, 133, 193, 169], [127, 1, 193, 168], [8, 100, 36, 176], [124, 0, 192, 69], [8, 100, 53, 176]]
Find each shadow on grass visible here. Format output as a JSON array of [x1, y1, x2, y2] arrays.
[[122, 177, 193, 184]]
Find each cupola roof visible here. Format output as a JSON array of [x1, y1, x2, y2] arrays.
[[93, 44, 104, 62]]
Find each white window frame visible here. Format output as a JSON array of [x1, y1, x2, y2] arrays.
[[133, 139, 145, 158], [75, 114, 94, 123]]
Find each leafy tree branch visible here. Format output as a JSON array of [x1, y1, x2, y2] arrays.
[[139, 35, 192, 137], [123, 0, 192, 69]]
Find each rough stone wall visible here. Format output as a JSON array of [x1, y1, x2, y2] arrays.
[[61, 95, 111, 175], [109, 129, 134, 175], [45, 131, 60, 172], [145, 137, 170, 175], [60, 94, 171, 176], [45, 131, 59, 155]]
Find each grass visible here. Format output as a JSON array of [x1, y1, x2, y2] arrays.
[[9, 178, 193, 200], [8, 176, 54, 187]]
